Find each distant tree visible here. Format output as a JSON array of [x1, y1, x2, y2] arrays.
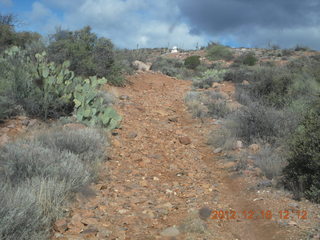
[[48, 26, 117, 80], [0, 13, 40, 52]]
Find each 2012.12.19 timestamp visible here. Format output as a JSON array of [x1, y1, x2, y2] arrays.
[[210, 210, 308, 220]]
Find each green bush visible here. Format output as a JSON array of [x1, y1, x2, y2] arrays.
[[184, 55, 201, 70], [48, 26, 124, 86], [283, 109, 320, 202], [234, 52, 258, 66], [193, 69, 227, 88], [0, 47, 121, 128], [150, 57, 184, 77], [206, 44, 233, 61]]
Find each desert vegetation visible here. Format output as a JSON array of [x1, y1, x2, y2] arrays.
[[186, 50, 320, 203], [0, 13, 119, 239]]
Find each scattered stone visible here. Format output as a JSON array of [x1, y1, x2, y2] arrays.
[[234, 140, 243, 150], [6, 123, 15, 128], [253, 198, 264, 202], [214, 147, 223, 154], [127, 131, 138, 139], [222, 161, 237, 169], [160, 226, 180, 237], [118, 209, 128, 214], [168, 116, 178, 122], [213, 120, 224, 125], [54, 219, 68, 233], [113, 139, 121, 147], [257, 180, 272, 189], [21, 119, 30, 126], [179, 136, 192, 145], [81, 227, 99, 238], [97, 229, 112, 238], [242, 80, 250, 86], [198, 207, 212, 220], [28, 119, 39, 128], [288, 203, 299, 210], [132, 60, 151, 71], [119, 95, 130, 100], [249, 144, 260, 153], [288, 221, 297, 226], [81, 217, 99, 226]]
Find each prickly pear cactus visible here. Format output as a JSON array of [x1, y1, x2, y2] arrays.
[[33, 52, 76, 119], [73, 76, 122, 129]]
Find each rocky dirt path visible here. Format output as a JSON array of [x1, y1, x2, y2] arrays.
[[52, 72, 303, 240]]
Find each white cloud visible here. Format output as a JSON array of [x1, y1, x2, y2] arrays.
[[31, 0, 207, 49], [30, 2, 52, 20]]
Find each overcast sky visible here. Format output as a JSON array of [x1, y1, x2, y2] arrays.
[[1, 0, 320, 49]]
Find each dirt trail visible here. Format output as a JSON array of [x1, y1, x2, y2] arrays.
[[53, 72, 300, 240]]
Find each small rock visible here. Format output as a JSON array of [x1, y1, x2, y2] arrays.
[[213, 120, 224, 125], [127, 131, 138, 139], [21, 119, 30, 126], [160, 226, 180, 237], [199, 207, 212, 220], [119, 95, 130, 100], [113, 139, 121, 147], [242, 80, 250, 86], [288, 221, 297, 226], [53, 219, 68, 233], [288, 203, 299, 209], [233, 140, 243, 150], [179, 136, 192, 145], [249, 144, 260, 153], [7, 123, 16, 128], [81, 217, 99, 226], [253, 198, 264, 202], [118, 209, 128, 214], [97, 229, 112, 238], [214, 147, 223, 154], [81, 227, 99, 238], [168, 116, 178, 122], [28, 119, 39, 128]]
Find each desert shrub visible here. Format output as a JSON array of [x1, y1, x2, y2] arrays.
[[0, 141, 91, 187], [0, 96, 17, 119], [206, 44, 233, 61], [36, 128, 107, 164], [294, 45, 311, 51], [207, 126, 235, 150], [255, 144, 288, 179], [223, 66, 254, 83], [150, 57, 184, 77], [185, 91, 208, 118], [227, 102, 299, 144], [234, 52, 258, 66], [193, 69, 227, 88], [0, 127, 108, 239], [206, 99, 230, 118], [283, 109, 320, 202], [184, 55, 201, 70]]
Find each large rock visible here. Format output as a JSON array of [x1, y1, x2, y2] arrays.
[[132, 60, 151, 71]]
